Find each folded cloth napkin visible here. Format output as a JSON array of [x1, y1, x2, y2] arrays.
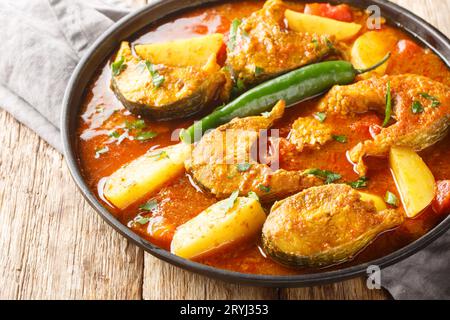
[[0, 0, 448, 300]]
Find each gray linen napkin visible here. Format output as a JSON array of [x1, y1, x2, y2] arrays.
[[0, 0, 129, 152], [0, 0, 448, 300]]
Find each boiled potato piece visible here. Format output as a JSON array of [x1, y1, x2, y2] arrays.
[[285, 10, 361, 41], [351, 30, 398, 78], [134, 33, 224, 68], [171, 196, 266, 259], [358, 192, 387, 211], [390, 147, 436, 218], [104, 143, 191, 209]]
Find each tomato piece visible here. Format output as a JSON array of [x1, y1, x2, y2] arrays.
[[395, 39, 423, 56], [432, 180, 450, 216], [304, 3, 353, 22], [190, 24, 209, 35]]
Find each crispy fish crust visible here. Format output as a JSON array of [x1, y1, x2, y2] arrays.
[[318, 74, 450, 175], [262, 184, 404, 267], [185, 101, 322, 201], [111, 42, 229, 120], [226, 0, 334, 87], [288, 117, 333, 151]]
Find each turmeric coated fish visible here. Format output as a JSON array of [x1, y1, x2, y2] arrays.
[[318, 74, 450, 175], [226, 0, 335, 87], [262, 184, 404, 267], [185, 101, 322, 201]]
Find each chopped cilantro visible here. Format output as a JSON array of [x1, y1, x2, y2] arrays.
[[385, 191, 399, 207], [135, 131, 158, 141], [313, 112, 327, 123], [223, 190, 240, 211], [412, 101, 424, 114], [305, 168, 342, 184], [348, 176, 369, 189], [125, 119, 146, 130], [145, 60, 165, 88], [228, 19, 242, 50], [419, 92, 440, 108], [111, 56, 126, 76], [258, 185, 271, 193], [255, 66, 264, 76], [248, 191, 259, 201], [94, 146, 109, 159], [236, 163, 252, 172], [333, 135, 347, 143], [139, 199, 158, 212]]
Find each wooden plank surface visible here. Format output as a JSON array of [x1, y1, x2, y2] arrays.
[[0, 0, 448, 300]]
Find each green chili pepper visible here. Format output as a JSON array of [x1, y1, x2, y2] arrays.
[[181, 54, 391, 143]]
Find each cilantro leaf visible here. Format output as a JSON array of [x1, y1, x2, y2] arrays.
[[125, 119, 146, 130], [94, 146, 109, 159], [236, 163, 252, 172], [223, 190, 240, 212], [228, 19, 242, 50], [145, 60, 165, 88], [419, 92, 441, 108], [258, 185, 271, 193], [333, 135, 347, 143], [313, 112, 327, 123], [305, 169, 342, 184], [135, 131, 158, 141], [111, 56, 127, 76], [412, 101, 424, 114], [139, 199, 158, 212], [385, 191, 399, 207], [348, 176, 369, 189]]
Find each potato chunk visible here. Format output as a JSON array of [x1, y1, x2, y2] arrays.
[[171, 196, 266, 260], [351, 30, 398, 78], [103, 143, 191, 209], [389, 147, 436, 218], [285, 10, 361, 41], [134, 34, 224, 68]]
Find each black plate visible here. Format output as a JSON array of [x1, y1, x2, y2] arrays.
[[62, 0, 450, 287]]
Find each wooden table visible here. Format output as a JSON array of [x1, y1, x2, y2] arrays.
[[1, 0, 448, 300]]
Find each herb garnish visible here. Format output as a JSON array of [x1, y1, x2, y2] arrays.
[[145, 61, 165, 88], [109, 131, 120, 138], [333, 135, 347, 143], [125, 119, 146, 130], [223, 190, 240, 211], [236, 163, 252, 172], [258, 185, 271, 193], [305, 169, 342, 184], [255, 66, 264, 76], [133, 215, 151, 226], [382, 80, 392, 127], [311, 38, 319, 50], [412, 100, 424, 114], [94, 146, 109, 159], [228, 19, 242, 50], [111, 56, 126, 76], [139, 199, 158, 212], [313, 112, 327, 123], [385, 191, 399, 207], [248, 191, 259, 201], [348, 176, 369, 189], [135, 131, 158, 141], [419, 92, 440, 108]]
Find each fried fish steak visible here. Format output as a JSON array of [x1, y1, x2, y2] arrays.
[[262, 184, 404, 267]]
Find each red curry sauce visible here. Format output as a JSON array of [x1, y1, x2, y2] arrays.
[[76, 1, 450, 275]]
